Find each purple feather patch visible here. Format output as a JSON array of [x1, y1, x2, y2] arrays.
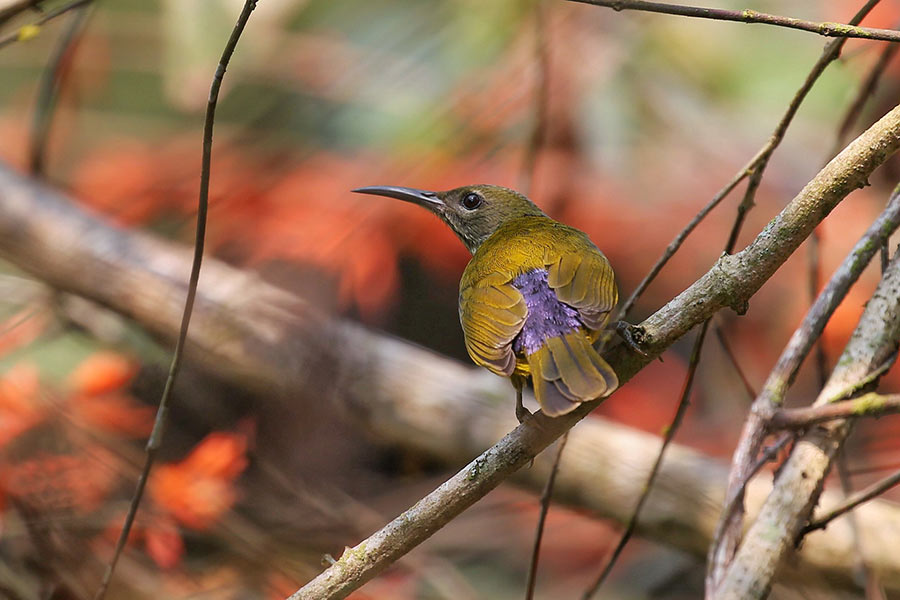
[[511, 269, 582, 355]]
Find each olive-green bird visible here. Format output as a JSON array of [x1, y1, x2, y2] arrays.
[[354, 184, 626, 421]]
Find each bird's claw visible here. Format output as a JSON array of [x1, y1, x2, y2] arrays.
[[515, 402, 534, 425], [613, 321, 649, 357]]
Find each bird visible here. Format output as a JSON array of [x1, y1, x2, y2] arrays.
[[353, 184, 635, 421]]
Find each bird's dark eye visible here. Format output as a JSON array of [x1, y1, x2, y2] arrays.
[[461, 192, 483, 210]]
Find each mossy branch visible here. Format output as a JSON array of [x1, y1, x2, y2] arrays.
[[771, 392, 900, 428]]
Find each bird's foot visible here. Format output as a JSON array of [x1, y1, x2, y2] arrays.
[[613, 321, 649, 357], [516, 400, 534, 425]]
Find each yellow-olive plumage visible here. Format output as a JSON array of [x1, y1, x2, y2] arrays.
[[353, 184, 620, 418]]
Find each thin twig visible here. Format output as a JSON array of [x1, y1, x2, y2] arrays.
[[724, 0, 882, 252], [616, 163, 748, 319], [91, 2, 258, 599], [581, 320, 709, 599], [837, 39, 899, 279], [588, 172, 758, 597], [524, 431, 567, 600], [714, 323, 757, 401], [28, 0, 92, 176], [809, 29, 898, 385], [708, 431, 794, 564], [0, 305, 44, 339], [771, 392, 900, 428], [849, 459, 900, 476], [0, 0, 91, 51], [823, 354, 897, 404], [804, 469, 900, 534], [709, 182, 900, 593], [617, 0, 881, 320], [589, 143, 765, 595], [570, 0, 900, 42]]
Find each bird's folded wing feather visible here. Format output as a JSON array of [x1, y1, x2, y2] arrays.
[[459, 273, 527, 377], [545, 248, 617, 331]]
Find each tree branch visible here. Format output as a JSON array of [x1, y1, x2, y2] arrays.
[[715, 246, 900, 598], [570, 0, 900, 43], [804, 470, 900, 534], [771, 392, 900, 428], [708, 183, 900, 590]]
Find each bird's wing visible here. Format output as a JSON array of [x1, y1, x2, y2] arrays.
[[545, 247, 617, 331], [459, 273, 528, 377]]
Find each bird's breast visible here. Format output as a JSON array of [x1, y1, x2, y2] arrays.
[[510, 269, 582, 356]]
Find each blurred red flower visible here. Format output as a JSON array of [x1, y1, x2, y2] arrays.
[[149, 431, 249, 531]]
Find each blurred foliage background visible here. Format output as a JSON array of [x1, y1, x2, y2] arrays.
[[2, 0, 900, 598]]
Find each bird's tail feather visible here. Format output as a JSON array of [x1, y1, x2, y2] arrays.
[[526, 331, 618, 416]]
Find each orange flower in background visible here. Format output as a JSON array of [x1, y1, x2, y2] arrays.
[[65, 352, 153, 438], [69, 141, 168, 226], [142, 514, 185, 569], [99, 510, 185, 570], [150, 431, 249, 531], [4, 445, 119, 514], [0, 363, 46, 448], [66, 352, 138, 396]]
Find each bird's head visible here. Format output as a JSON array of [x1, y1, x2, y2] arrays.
[[353, 184, 546, 254]]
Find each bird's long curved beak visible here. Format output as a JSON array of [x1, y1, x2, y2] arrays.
[[352, 185, 444, 209]]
